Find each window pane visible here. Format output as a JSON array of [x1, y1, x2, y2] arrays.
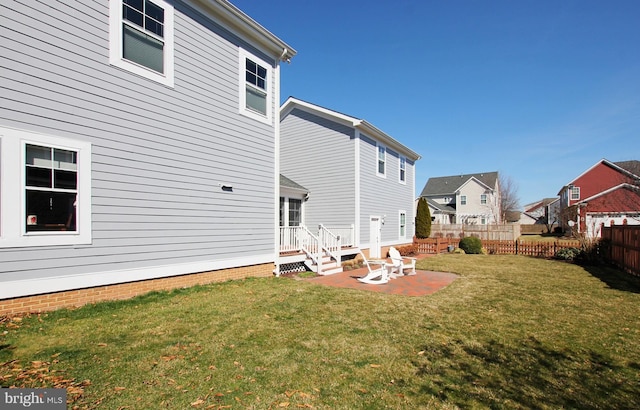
[[54, 170, 77, 190], [246, 86, 267, 114], [145, 16, 163, 37], [26, 167, 52, 187], [246, 71, 257, 85], [257, 65, 267, 79], [26, 144, 51, 167], [279, 197, 285, 227], [123, 4, 144, 27], [145, 0, 164, 24], [26, 191, 77, 232], [246, 59, 257, 74], [123, 24, 164, 73], [257, 77, 265, 90], [124, 0, 144, 12], [53, 148, 77, 171]]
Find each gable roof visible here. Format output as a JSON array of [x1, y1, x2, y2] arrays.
[[426, 198, 456, 214], [280, 97, 421, 161], [614, 160, 640, 178], [420, 172, 499, 197], [524, 197, 559, 212], [559, 159, 640, 195], [576, 182, 640, 205], [280, 174, 308, 192]]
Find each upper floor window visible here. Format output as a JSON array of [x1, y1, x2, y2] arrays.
[[109, 0, 175, 87], [570, 186, 580, 200], [460, 195, 467, 205], [481, 194, 487, 204], [377, 145, 386, 177], [239, 49, 272, 124], [0, 127, 92, 248], [399, 156, 406, 183]]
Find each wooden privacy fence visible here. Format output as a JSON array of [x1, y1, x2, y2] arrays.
[[414, 237, 581, 258], [601, 225, 640, 275]]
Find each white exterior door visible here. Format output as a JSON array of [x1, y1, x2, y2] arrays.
[[369, 216, 381, 258]]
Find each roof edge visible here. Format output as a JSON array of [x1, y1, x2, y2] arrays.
[[190, 0, 297, 61]]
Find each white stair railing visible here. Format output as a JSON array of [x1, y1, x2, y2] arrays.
[[319, 224, 341, 267]]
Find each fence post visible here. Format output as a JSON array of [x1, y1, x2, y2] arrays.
[[515, 239, 518, 255]]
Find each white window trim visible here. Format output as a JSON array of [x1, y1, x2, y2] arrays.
[[109, 0, 175, 87], [399, 210, 407, 239], [238, 48, 272, 125], [376, 143, 386, 178], [570, 186, 580, 200], [399, 156, 406, 184], [0, 126, 92, 248], [481, 194, 488, 205], [460, 195, 467, 205]]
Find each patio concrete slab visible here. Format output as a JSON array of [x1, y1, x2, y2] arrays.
[[303, 267, 458, 296]]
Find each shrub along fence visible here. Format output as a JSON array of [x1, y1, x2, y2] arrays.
[[601, 225, 640, 275], [414, 237, 581, 258]]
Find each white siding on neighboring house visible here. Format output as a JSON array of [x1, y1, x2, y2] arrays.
[[0, 0, 295, 299]]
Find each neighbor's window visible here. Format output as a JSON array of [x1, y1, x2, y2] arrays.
[[25, 145, 78, 232], [460, 195, 467, 205], [480, 194, 487, 205], [399, 212, 406, 238], [399, 156, 406, 183], [239, 49, 272, 124], [377, 145, 386, 176], [570, 186, 580, 200], [110, 0, 174, 86]]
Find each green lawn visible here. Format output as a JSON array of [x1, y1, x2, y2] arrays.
[[2, 255, 639, 409]]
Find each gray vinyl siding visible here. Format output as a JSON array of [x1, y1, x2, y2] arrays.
[[359, 135, 416, 245], [280, 109, 356, 228], [0, 1, 278, 282]]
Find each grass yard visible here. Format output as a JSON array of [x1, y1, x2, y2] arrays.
[[2, 255, 640, 409]]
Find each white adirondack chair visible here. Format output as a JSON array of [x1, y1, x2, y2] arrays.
[[388, 247, 417, 276], [356, 251, 390, 285]]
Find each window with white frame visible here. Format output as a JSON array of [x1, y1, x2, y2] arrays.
[[109, 0, 175, 87], [0, 126, 91, 247], [570, 186, 580, 200], [480, 194, 487, 204], [399, 156, 406, 183], [288, 199, 301, 226], [460, 195, 467, 205], [239, 49, 272, 124], [377, 145, 386, 176], [399, 211, 406, 238]]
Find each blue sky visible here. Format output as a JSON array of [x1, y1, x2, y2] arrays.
[[232, 0, 640, 207]]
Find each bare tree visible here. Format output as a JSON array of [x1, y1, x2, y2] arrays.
[[499, 174, 520, 223]]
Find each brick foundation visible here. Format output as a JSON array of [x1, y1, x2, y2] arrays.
[[0, 263, 274, 316]]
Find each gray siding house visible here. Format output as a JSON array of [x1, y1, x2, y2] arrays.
[[0, 0, 295, 309], [279, 98, 421, 266]]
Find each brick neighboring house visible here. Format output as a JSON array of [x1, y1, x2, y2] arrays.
[[419, 172, 501, 225], [558, 159, 640, 237]]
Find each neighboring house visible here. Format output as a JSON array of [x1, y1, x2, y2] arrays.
[[419, 172, 501, 225], [558, 159, 640, 237], [0, 0, 296, 312], [279, 97, 421, 267], [521, 198, 560, 227]]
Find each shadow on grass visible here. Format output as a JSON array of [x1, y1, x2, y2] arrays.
[[413, 336, 639, 409], [583, 263, 640, 294]]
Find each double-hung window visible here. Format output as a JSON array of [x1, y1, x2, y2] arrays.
[[377, 145, 386, 177], [288, 199, 301, 227], [0, 126, 92, 247], [239, 49, 272, 124], [570, 186, 580, 200], [399, 156, 406, 183], [480, 194, 487, 205], [460, 195, 467, 205], [109, 0, 175, 87]]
